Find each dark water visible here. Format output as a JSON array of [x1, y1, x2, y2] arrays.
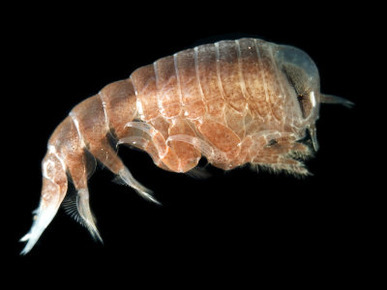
[[5, 4, 376, 287]]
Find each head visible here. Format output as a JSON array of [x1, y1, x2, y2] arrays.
[[275, 43, 353, 151]]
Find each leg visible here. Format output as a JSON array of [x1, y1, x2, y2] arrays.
[[118, 135, 171, 171], [249, 132, 311, 176], [21, 117, 104, 254], [88, 137, 160, 204], [20, 150, 68, 254], [64, 150, 102, 242], [121, 122, 180, 171], [167, 120, 244, 170], [168, 119, 202, 172], [20, 117, 76, 254], [252, 153, 309, 176], [69, 93, 160, 204], [123, 119, 201, 173], [197, 120, 241, 161], [166, 134, 230, 170]]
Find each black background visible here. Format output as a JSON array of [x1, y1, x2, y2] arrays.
[[4, 2, 379, 287]]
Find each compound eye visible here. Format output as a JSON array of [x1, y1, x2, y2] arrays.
[[297, 94, 310, 118], [297, 91, 317, 119], [281, 63, 314, 118]]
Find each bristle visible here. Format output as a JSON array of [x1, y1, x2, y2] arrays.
[[62, 192, 82, 223], [62, 189, 103, 242]]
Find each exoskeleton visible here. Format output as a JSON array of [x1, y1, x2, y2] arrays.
[[21, 38, 352, 254]]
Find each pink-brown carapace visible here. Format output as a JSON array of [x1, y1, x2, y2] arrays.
[[20, 38, 352, 254]]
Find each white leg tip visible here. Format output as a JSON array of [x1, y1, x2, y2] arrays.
[[118, 167, 161, 205]]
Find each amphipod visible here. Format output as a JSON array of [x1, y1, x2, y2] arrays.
[[21, 38, 352, 254]]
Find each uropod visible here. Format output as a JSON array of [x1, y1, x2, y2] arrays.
[[20, 38, 353, 254]]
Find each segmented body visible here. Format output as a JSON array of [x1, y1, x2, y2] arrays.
[[126, 38, 306, 172], [21, 38, 352, 254]]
